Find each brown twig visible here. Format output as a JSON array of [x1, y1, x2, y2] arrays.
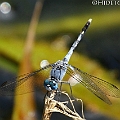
[[12, 0, 44, 120], [42, 91, 85, 120], [24, 0, 44, 55]]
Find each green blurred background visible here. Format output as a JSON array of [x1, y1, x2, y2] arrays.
[[0, 0, 120, 120]]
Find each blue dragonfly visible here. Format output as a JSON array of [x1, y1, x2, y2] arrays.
[[0, 19, 120, 105]]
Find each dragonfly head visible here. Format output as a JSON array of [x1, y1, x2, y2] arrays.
[[44, 79, 58, 91]]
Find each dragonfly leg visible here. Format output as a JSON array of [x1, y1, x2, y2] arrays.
[[53, 81, 73, 101], [59, 81, 73, 96], [56, 85, 62, 101]]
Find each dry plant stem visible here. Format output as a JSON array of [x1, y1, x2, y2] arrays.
[[42, 91, 85, 120], [12, 0, 44, 120], [76, 98, 85, 119], [63, 92, 85, 119], [42, 91, 56, 120], [24, 0, 44, 54]]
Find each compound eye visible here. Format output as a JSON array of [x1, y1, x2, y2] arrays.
[[51, 82, 58, 90], [44, 79, 49, 86], [44, 79, 58, 91]]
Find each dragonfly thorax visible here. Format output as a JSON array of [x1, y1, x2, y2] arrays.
[[44, 79, 58, 91], [50, 60, 68, 82], [44, 60, 68, 91]]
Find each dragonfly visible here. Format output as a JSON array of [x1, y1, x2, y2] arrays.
[[0, 19, 120, 105]]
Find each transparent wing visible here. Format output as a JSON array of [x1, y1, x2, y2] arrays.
[[0, 64, 53, 96], [66, 65, 120, 104]]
